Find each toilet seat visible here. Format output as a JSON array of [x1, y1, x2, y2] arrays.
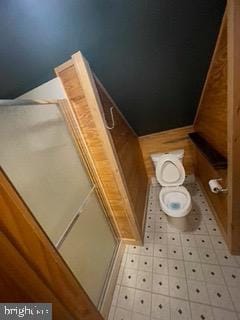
[[156, 154, 185, 187], [155, 154, 191, 217]]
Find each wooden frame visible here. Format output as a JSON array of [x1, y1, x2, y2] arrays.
[[0, 168, 103, 319], [55, 52, 148, 244]]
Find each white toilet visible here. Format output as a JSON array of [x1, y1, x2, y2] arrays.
[[151, 149, 192, 218]]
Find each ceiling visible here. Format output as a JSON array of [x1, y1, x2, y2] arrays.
[[0, 0, 226, 135]]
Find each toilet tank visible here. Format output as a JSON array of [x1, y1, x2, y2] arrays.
[[150, 149, 184, 168]]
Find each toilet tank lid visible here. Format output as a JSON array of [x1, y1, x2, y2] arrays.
[[151, 149, 184, 162]]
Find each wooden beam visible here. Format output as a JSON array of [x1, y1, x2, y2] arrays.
[[227, 0, 240, 254]]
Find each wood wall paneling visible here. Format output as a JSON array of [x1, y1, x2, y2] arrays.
[[193, 148, 228, 237], [194, 14, 227, 157], [139, 126, 194, 178], [0, 168, 103, 319], [55, 52, 148, 243], [94, 78, 148, 231], [227, 0, 240, 254]]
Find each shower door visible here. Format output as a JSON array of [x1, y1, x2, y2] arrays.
[[0, 102, 117, 307]]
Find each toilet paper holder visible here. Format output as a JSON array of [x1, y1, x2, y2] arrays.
[[209, 178, 228, 194]]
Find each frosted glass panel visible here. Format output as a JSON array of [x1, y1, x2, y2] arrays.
[[59, 189, 116, 306], [0, 104, 92, 243]]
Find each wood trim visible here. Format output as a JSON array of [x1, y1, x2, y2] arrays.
[[72, 52, 142, 240], [0, 168, 103, 319], [55, 52, 145, 243], [227, 0, 240, 254], [138, 125, 193, 141]]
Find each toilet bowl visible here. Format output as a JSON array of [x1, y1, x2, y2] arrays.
[[159, 186, 191, 217], [151, 150, 192, 218]]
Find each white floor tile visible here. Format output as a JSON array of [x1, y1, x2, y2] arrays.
[[153, 257, 168, 275], [170, 297, 191, 320], [169, 276, 188, 300], [136, 271, 152, 292], [117, 286, 135, 311], [139, 244, 154, 256], [152, 273, 169, 295], [133, 290, 151, 316], [181, 234, 197, 247], [210, 236, 228, 251], [187, 279, 209, 304], [168, 245, 184, 260], [215, 250, 239, 267], [114, 307, 132, 320], [184, 261, 204, 281], [195, 235, 213, 249], [168, 259, 186, 278], [128, 245, 141, 255], [138, 255, 153, 272], [212, 308, 238, 320], [167, 233, 181, 246], [190, 302, 214, 320], [182, 246, 200, 262], [207, 283, 234, 310], [121, 268, 138, 288], [131, 312, 150, 320], [108, 306, 116, 320], [154, 232, 167, 245], [229, 286, 240, 312], [125, 254, 140, 270], [154, 222, 167, 233], [151, 293, 170, 319], [221, 266, 240, 287], [112, 285, 120, 306], [198, 248, 218, 265], [202, 264, 225, 285], [144, 231, 154, 243], [153, 244, 168, 258], [191, 223, 208, 235], [145, 220, 155, 232], [206, 223, 221, 236], [117, 265, 125, 284]]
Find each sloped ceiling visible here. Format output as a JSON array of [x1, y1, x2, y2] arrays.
[[0, 0, 226, 135]]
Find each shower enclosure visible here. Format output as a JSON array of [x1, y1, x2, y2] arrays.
[[0, 100, 117, 308]]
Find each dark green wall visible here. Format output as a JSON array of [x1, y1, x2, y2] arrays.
[[0, 0, 226, 135]]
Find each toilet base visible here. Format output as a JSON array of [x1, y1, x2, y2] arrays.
[[166, 215, 190, 232]]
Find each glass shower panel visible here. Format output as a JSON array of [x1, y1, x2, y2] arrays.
[[0, 104, 92, 244], [59, 189, 116, 307]]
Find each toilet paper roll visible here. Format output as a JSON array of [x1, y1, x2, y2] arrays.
[[208, 179, 222, 193]]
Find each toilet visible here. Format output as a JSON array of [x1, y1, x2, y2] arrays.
[[151, 149, 191, 218]]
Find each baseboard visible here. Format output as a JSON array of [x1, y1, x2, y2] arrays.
[[99, 240, 125, 319], [141, 180, 151, 240]]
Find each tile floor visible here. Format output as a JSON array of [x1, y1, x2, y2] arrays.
[[108, 178, 240, 320]]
